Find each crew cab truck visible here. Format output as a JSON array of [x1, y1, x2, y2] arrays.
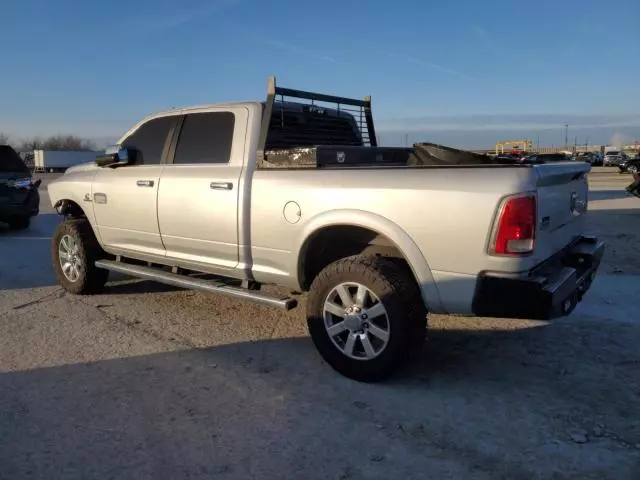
[[48, 78, 604, 382]]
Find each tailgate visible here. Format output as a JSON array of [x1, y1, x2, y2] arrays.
[[533, 162, 591, 264]]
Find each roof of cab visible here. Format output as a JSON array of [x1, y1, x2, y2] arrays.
[[118, 99, 358, 144], [117, 101, 264, 143], [146, 100, 264, 119]]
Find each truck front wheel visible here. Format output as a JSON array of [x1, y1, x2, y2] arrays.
[[52, 219, 109, 294], [307, 255, 427, 382]]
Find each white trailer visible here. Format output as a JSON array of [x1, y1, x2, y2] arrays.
[[604, 145, 622, 155], [33, 150, 98, 173]]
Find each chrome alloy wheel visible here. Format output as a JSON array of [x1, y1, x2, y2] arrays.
[[323, 282, 391, 360], [58, 234, 82, 282]]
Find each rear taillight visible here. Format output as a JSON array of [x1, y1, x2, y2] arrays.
[[490, 194, 536, 255]]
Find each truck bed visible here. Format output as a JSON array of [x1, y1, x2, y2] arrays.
[[262, 145, 414, 169], [260, 143, 528, 170]]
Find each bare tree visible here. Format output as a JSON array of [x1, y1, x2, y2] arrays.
[[42, 135, 95, 151], [20, 135, 94, 151], [0, 132, 9, 145], [20, 137, 44, 150]]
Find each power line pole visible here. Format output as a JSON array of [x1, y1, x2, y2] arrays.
[[564, 124, 569, 148]]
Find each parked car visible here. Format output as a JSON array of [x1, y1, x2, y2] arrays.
[[619, 156, 640, 174], [590, 152, 603, 166], [573, 152, 601, 166], [603, 150, 625, 166], [47, 78, 605, 382], [593, 152, 604, 166], [494, 153, 521, 163], [0, 145, 41, 229], [521, 153, 571, 164]]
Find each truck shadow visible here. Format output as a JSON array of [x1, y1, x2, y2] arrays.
[[104, 278, 185, 295], [0, 318, 638, 479]]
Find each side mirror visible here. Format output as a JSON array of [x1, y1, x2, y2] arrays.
[[96, 146, 138, 168], [33, 179, 42, 188]]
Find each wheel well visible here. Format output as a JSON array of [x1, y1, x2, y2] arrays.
[[298, 225, 418, 291], [54, 200, 86, 219]]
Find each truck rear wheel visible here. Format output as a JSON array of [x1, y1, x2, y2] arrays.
[[307, 255, 427, 382], [52, 219, 109, 294]]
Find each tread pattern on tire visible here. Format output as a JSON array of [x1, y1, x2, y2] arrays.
[[51, 219, 109, 295], [386, 257, 429, 354], [307, 255, 427, 382]]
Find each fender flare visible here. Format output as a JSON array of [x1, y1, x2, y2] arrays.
[[51, 193, 103, 245], [53, 199, 84, 216], [294, 209, 444, 313]]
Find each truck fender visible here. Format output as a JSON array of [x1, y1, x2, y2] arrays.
[[50, 190, 103, 245], [294, 209, 445, 313]]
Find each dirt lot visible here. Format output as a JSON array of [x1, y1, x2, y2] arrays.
[[0, 168, 639, 479], [587, 170, 640, 275]]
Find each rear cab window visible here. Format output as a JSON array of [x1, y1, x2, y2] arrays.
[[265, 102, 364, 150]]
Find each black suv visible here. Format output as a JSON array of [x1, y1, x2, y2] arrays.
[[0, 145, 40, 230]]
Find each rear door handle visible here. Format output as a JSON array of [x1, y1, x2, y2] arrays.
[[210, 182, 233, 190], [136, 180, 154, 187]]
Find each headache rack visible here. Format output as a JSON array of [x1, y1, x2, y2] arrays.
[[254, 77, 501, 169], [257, 77, 387, 169]]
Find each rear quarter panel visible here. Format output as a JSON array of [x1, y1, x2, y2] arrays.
[[249, 166, 539, 314]]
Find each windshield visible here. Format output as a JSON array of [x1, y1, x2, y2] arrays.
[[606, 151, 620, 156], [0, 145, 30, 173]]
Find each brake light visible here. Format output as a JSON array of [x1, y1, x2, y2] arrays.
[[491, 194, 536, 255]]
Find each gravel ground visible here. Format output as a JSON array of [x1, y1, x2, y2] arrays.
[[0, 168, 639, 479]]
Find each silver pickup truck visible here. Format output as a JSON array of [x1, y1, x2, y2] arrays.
[[48, 78, 604, 382]]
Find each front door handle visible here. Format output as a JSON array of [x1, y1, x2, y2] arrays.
[[210, 182, 233, 190], [136, 180, 154, 187]]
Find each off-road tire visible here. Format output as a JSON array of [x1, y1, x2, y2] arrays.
[[7, 216, 30, 230], [307, 255, 428, 382], [52, 219, 109, 294], [386, 257, 429, 354]]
